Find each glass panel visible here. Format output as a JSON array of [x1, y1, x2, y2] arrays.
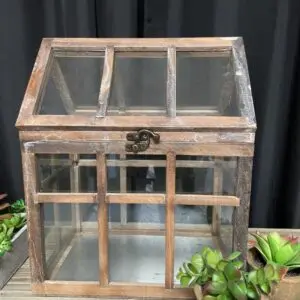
[[43, 203, 99, 281], [107, 154, 166, 193], [38, 54, 104, 115], [108, 53, 167, 115], [174, 205, 234, 284], [176, 53, 239, 116], [109, 204, 165, 284], [176, 156, 237, 195]]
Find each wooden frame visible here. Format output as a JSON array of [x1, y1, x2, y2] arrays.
[[16, 37, 256, 299]]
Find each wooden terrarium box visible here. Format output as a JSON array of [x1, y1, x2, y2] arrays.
[[16, 38, 256, 298]]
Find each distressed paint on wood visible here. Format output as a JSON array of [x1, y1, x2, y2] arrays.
[[167, 47, 176, 117], [232, 157, 253, 264]]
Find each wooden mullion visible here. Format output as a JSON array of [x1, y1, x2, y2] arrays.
[[165, 152, 176, 289], [167, 47, 176, 117], [36, 193, 97, 203], [106, 193, 165, 204], [212, 158, 223, 235], [97, 47, 115, 117], [52, 60, 75, 114], [175, 194, 239, 206], [97, 153, 109, 285], [120, 154, 127, 225], [21, 151, 46, 283]]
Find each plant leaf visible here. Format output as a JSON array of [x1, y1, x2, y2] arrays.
[[205, 250, 222, 269], [259, 282, 270, 295], [227, 280, 247, 300], [251, 233, 272, 261], [231, 261, 244, 270], [180, 275, 191, 287], [191, 253, 204, 273], [247, 270, 258, 285], [203, 296, 218, 300], [275, 243, 296, 264], [227, 251, 241, 261], [212, 271, 227, 283], [217, 260, 228, 272], [183, 262, 198, 276], [256, 268, 265, 285], [267, 232, 285, 260], [224, 263, 241, 281], [246, 286, 259, 299], [264, 264, 275, 280], [207, 281, 227, 295]]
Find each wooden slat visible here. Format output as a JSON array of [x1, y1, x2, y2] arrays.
[[21, 151, 45, 283], [97, 153, 108, 286], [20, 130, 256, 144], [16, 115, 256, 131], [120, 154, 127, 225], [167, 47, 176, 117], [15, 38, 53, 127], [106, 193, 165, 204], [32, 282, 194, 298], [24, 141, 254, 157], [165, 152, 175, 289], [51, 60, 75, 114], [36, 193, 97, 203], [212, 159, 223, 235], [96, 47, 114, 117], [175, 195, 239, 206], [51, 37, 235, 51]]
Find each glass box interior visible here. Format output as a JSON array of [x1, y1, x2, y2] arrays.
[[40, 154, 236, 283], [37, 51, 239, 117]]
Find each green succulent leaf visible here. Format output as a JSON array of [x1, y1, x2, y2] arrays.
[[247, 270, 258, 285], [212, 271, 227, 284], [227, 280, 247, 300], [226, 251, 241, 261], [180, 275, 191, 287], [207, 281, 227, 295], [246, 286, 259, 299], [191, 253, 204, 273], [183, 262, 198, 276], [267, 232, 285, 259], [259, 282, 270, 295], [224, 263, 241, 281], [256, 268, 265, 285], [251, 233, 272, 261], [217, 260, 228, 272], [216, 295, 231, 300], [205, 250, 222, 269], [203, 296, 218, 300], [275, 243, 296, 265], [264, 264, 276, 280], [231, 261, 244, 270]]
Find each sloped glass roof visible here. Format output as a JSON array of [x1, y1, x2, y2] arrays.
[[16, 38, 256, 130]]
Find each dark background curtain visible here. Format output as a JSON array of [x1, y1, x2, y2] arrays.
[[0, 0, 300, 228]]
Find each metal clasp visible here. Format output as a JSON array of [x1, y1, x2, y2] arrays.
[[125, 129, 160, 153]]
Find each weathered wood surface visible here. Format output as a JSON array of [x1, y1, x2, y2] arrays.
[[0, 225, 28, 289], [2, 229, 300, 300], [167, 47, 176, 117]]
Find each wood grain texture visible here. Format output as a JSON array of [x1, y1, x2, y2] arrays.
[[31, 282, 194, 298], [232, 157, 253, 265], [97, 153, 108, 286], [106, 193, 165, 204], [21, 151, 45, 283], [51, 37, 235, 51], [36, 193, 97, 203], [20, 131, 256, 144], [15, 38, 53, 127], [96, 47, 114, 117], [17, 115, 256, 131], [24, 141, 254, 157], [175, 195, 239, 206], [212, 159, 223, 235], [165, 152, 176, 289], [51, 60, 75, 114], [232, 38, 256, 127], [167, 47, 176, 117]]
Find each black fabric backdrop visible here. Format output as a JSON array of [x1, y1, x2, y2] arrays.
[[0, 0, 300, 228]]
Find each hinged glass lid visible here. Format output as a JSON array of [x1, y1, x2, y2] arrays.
[[16, 38, 256, 130]]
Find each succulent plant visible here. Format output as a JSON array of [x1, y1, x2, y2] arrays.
[[0, 196, 26, 256], [251, 232, 300, 271], [177, 246, 280, 300]]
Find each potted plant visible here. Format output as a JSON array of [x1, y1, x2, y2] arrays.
[[248, 232, 300, 300], [0, 194, 27, 289], [177, 246, 281, 299]]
